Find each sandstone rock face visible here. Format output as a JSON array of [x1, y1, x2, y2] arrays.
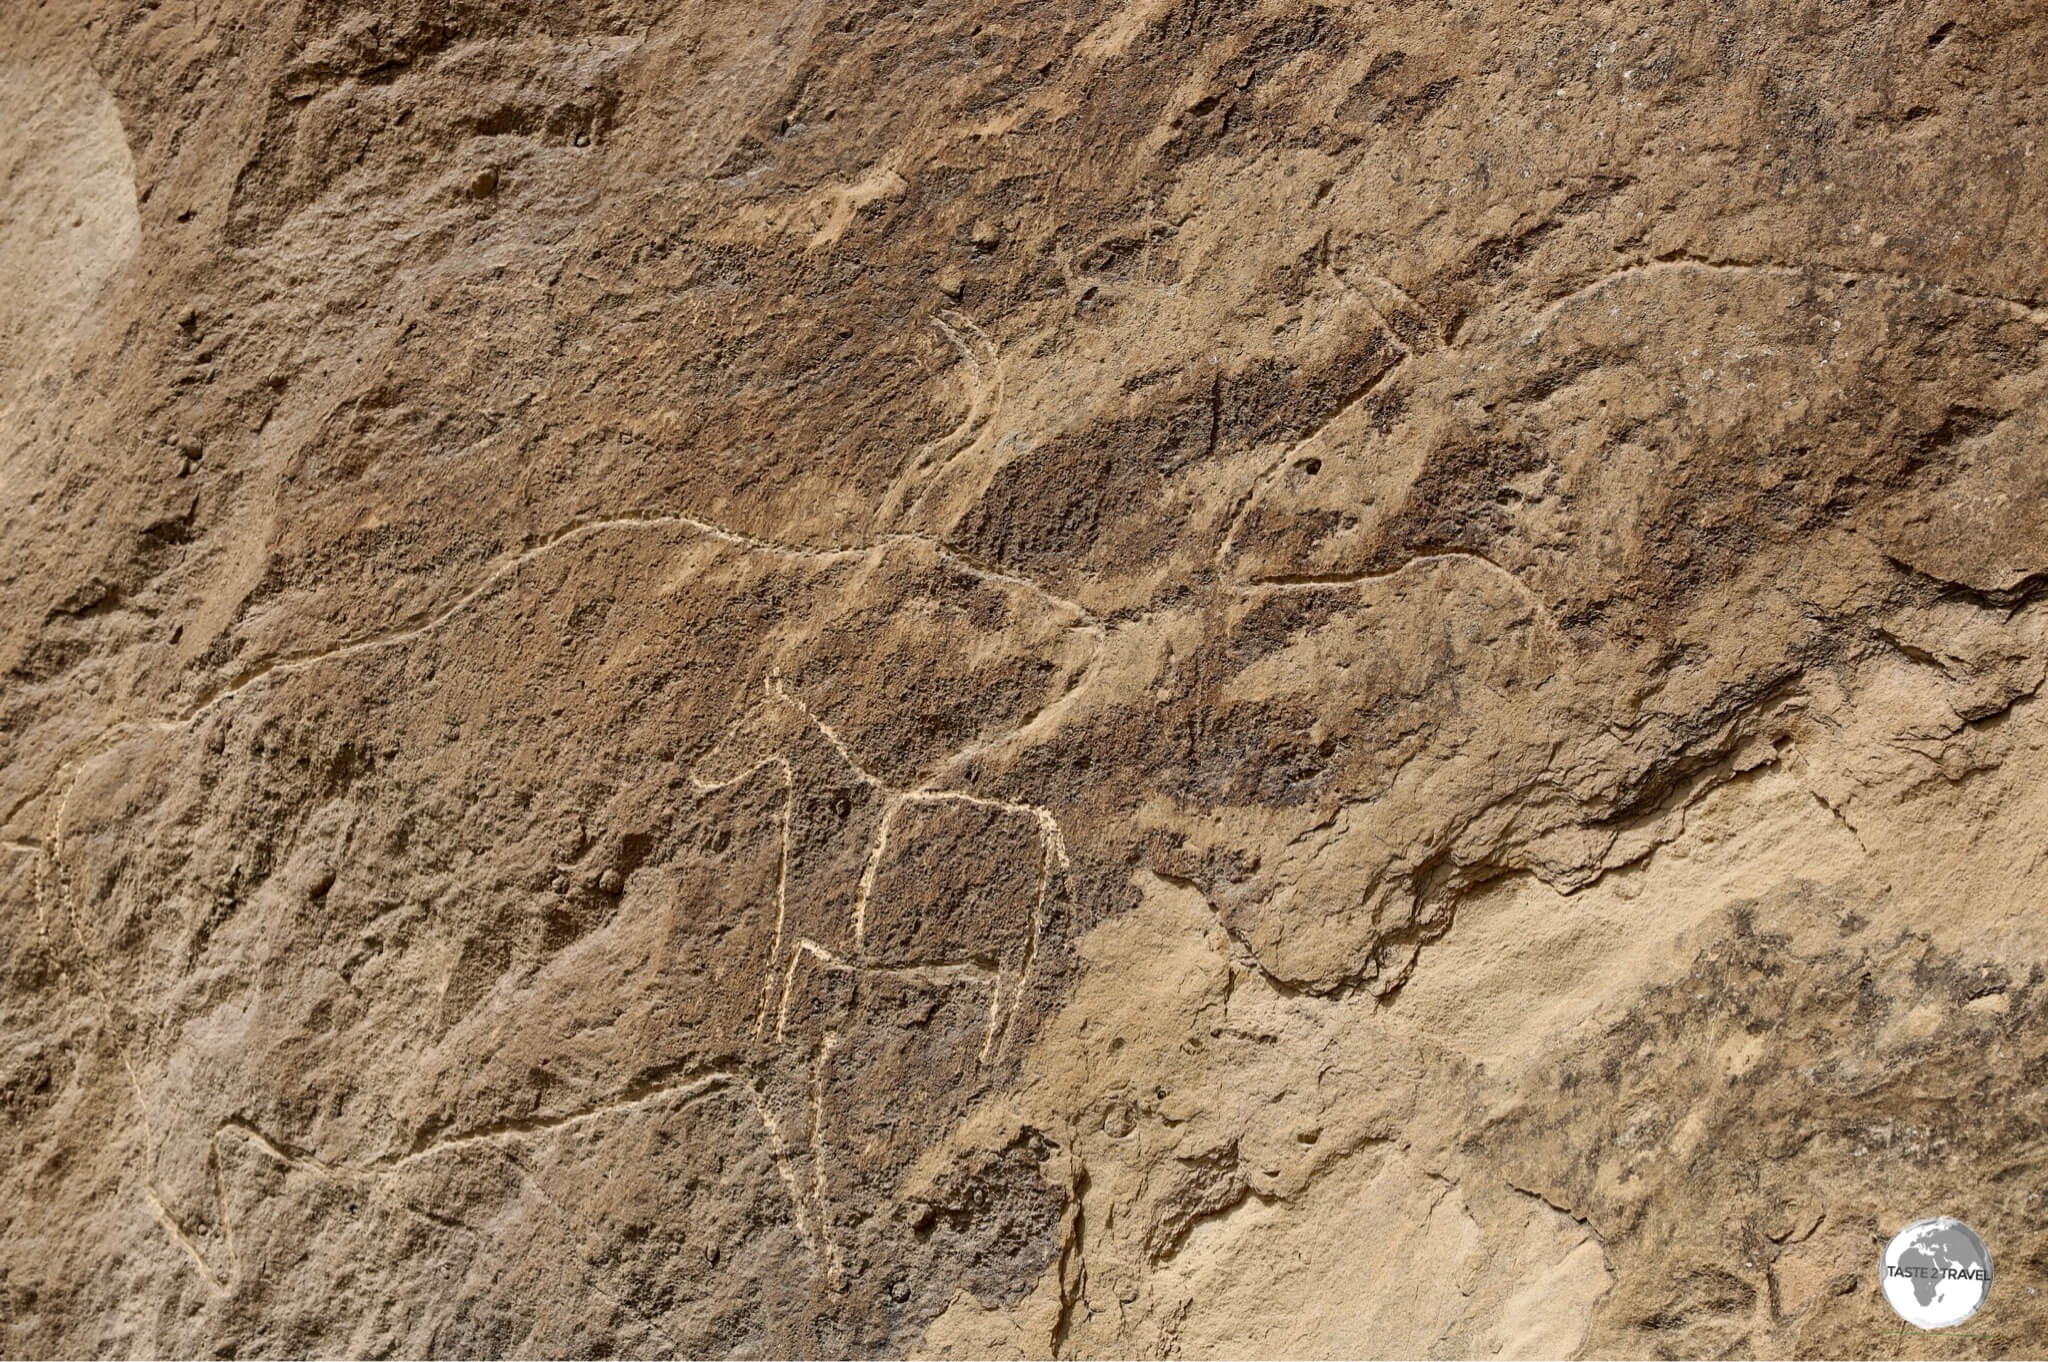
[[4, 1, 2047, 1356]]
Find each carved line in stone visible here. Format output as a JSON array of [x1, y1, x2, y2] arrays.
[[1243, 550, 1562, 636], [1524, 254, 2048, 339], [808, 1031, 844, 1288], [0, 490, 1103, 1295], [176, 507, 1096, 725], [123, 1063, 792, 1316], [878, 310, 1006, 531], [24, 693, 786, 1293], [1213, 254, 2048, 630], [683, 676, 1072, 1284], [17, 240, 2045, 1317], [1212, 342, 1419, 574], [447, 1131, 690, 1354], [695, 676, 1066, 1062], [1212, 252, 1457, 576]]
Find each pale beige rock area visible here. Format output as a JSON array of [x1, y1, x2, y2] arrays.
[[3, 0, 2046, 1357]]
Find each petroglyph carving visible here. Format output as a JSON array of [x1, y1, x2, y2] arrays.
[[692, 675, 1066, 1060], [690, 675, 1071, 1286]]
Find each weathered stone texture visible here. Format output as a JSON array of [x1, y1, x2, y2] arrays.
[[4, 1, 2046, 1355]]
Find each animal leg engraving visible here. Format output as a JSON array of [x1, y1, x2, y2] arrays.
[[809, 1030, 846, 1289]]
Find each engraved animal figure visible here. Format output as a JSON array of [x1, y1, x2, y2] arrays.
[[690, 677, 1063, 1061], [690, 678, 1068, 1286]]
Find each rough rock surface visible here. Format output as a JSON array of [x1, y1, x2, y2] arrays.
[[4, 0, 2048, 1356]]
